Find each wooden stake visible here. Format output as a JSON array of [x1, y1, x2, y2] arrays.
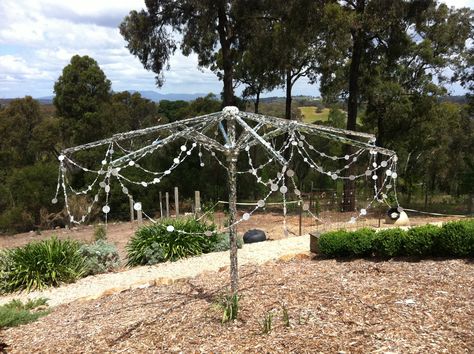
[[165, 192, 169, 218], [129, 196, 134, 222], [174, 187, 179, 216], [159, 191, 163, 219], [195, 190, 201, 217]]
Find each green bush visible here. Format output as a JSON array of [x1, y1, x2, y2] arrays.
[[126, 218, 218, 266], [208, 233, 243, 252], [0, 237, 86, 293], [437, 220, 474, 257], [318, 230, 351, 257], [404, 224, 439, 256], [79, 240, 120, 276], [0, 207, 34, 233], [346, 228, 375, 256], [372, 228, 404, 257], [0, 298, 50, 328]]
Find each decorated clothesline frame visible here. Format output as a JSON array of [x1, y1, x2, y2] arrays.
[[57, 106, 398, 294]]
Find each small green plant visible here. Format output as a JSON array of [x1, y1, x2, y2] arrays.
[[0, 298, 50, 328], [79, 240, 121, 276], [93, 224, 107, 241], [260, 311, 273, 334], [126, 217, 218, 266], [220, 293, 239, 323], [282, 305, 290, 328], [0, 237, 86, 293]]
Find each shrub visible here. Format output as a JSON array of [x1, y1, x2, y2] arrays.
[[0, 237, 86, 293], [126, 218, 218, 266], [318, 230, 351, 257], [0, 298, 50, 328], [93, 224, 107, 241], [404, 224, 439, 256], [437, 220, 474, 257], [346, 228, 375, 256], [79, 240, 120, 276], [0, 207, 34, 234], [208, 233, 243, 252], [373, 228, 405, 258]]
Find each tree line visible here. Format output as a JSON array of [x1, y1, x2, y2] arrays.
[[0, 0, 473, 233]]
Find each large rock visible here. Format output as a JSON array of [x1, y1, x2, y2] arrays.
[[243, 229, 266, 244], [385, 207, 410, 226]]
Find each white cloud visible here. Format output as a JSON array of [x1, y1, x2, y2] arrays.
[[0, 0, 471, 98]]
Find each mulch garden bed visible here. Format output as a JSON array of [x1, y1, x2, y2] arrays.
[[2, 255, 473, 353]]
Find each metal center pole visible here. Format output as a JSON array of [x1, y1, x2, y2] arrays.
[[227, 150, 238, 295], [224, 106, 239, 295]]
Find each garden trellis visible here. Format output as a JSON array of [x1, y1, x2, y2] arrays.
[[53, 106, 399, 294]]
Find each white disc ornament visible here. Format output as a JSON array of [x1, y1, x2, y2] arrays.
[[180, 145, 187, 151], [257, 200, 265, 208], [279, 185, 288, 194], [166, 225, 175, 232], [173, 158, 180, 164], [122, 187, 128, 194], [360, 208, 367, 216], [58, 155, 65, 161], [133, 202, 142, 211], [129, 161, 135, 166], [105, 185, 111, 193], [286, 169, 295, 177], [204, 231, 213, 237], [102, 205, 110, 214], [51, 198, 58, 204], [242, 213, 250, 220], [270, 183, 279, 192]]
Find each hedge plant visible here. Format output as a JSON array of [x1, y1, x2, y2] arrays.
[[318, 219, 474, 259]]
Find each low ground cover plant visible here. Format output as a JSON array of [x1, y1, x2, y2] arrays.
[[126, 217, 223, 266], [79, 240, 121, 276], [0, 237, 86, 293], [318, 219, 474, 258], [0, 298, 50, 328]]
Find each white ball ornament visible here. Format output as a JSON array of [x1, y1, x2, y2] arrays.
[[133, 202, 142, 211], [164, 170, 171, 175], [51, 198, 58, 204], [141, 182, 148, 187], [166, 225, 175, 232], [173, 158, 180, 164], [372, 175, 378, 180], [58, 155, 65, 161], [129, 161, 135, 166], [180, 145, 187, 152], [360, 208, 367, 216], [102, 205, 110, 214]]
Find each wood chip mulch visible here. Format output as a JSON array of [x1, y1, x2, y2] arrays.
[[2, 256, 473, 353]]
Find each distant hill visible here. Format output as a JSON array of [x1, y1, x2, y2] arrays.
[[128, 90, 209, 102]]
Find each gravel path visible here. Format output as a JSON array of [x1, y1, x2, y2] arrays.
[[0, 235, 310, 307]]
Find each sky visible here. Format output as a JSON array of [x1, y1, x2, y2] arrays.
[[0, 0, 472, 99]]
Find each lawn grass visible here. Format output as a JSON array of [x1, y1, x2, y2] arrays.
[[298, 106, 330, 123]]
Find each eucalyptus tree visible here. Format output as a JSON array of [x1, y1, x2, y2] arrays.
[[120, 0, 265, 106], [319, 0, 472, 210]]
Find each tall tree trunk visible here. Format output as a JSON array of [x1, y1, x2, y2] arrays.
[[285, 69, 292, 120], [342, 6, 365, 212], [217, 2, 235, 107], [254, 90, 260, 114]]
